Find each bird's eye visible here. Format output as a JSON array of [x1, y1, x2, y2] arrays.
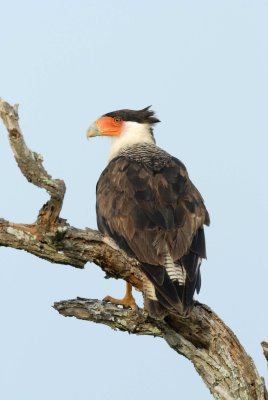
[[113, 117, 121, 125]]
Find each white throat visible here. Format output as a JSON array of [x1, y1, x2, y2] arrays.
[[108, 121, 155, 162]]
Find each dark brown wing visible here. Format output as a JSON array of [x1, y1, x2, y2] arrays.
[[96, 155, 209, 316]]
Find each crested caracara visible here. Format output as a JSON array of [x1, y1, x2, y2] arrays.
[[87, 106, 210, 319]]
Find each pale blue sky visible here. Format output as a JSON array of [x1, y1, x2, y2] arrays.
[[0, 1, 267, 399]]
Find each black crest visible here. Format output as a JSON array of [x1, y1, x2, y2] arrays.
[[103, 106, 160, 125]]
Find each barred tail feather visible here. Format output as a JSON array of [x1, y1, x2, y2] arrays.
[[141, 228, 206, 319]]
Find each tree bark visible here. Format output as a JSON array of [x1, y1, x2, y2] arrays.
[[0, 98, 267, 400]]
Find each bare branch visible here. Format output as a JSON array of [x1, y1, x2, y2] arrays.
[[54, 298, 268, 400], [1, 98, 267, 400], [54, 298, 163, 336], [0, 98, 65, 230], [0, 219, 145, 289]]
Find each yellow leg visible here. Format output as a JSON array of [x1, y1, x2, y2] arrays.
[[103, 282, 137, 310]]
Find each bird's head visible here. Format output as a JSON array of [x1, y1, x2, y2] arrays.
[[86, 106, 160, 160], [86, 106, 160, 138]]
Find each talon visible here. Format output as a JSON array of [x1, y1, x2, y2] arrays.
[[103, 283, 138, 310]]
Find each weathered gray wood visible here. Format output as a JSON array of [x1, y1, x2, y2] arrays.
[[1, 98, 267, 400], [54, 298, 267, 400]]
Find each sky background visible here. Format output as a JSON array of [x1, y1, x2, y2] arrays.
[[0, 1, 267, 399]]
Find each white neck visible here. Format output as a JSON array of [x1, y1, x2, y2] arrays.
[[108, 121, 155, 162]]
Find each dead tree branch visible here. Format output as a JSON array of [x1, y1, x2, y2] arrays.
[[0, 98, 267, 400]]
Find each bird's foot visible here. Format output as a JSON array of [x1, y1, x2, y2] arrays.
[[103, 294, 138, 310], [103, 282, 138, 310]]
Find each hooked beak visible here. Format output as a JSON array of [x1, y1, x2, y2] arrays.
[[86, 122, 101, 139]]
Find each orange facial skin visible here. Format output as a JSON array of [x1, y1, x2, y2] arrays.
[[95, 116, 124, 136]]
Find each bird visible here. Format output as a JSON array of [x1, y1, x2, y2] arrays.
[[86, 106, 210, 319]]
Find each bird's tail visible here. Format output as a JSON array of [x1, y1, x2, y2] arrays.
[[141, 227, 206, 319], [142, 262, 189, 319]]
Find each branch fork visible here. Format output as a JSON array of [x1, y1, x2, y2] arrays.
[[0, 98, 267, 400]]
